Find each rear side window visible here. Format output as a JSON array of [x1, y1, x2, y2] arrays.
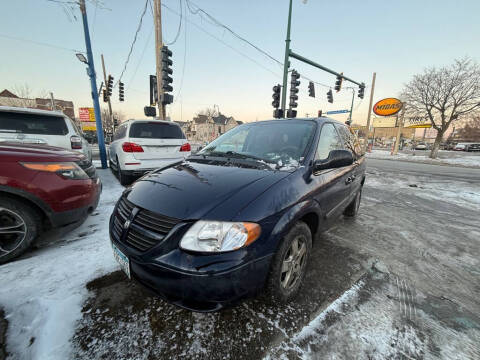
[[129, 122, 185, 139], [113, 125, 127, 141], [0, 112, 68, 135]]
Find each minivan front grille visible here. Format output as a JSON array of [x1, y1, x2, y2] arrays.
[[113, 196, 180, 252]]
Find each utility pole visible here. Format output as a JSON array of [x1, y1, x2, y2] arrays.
[[101, 54, 113, 129], [393, 105, 405, 155], [364, 72, 376, 152], [79, 0, 107, 168], [153, 0, 165, 119], [281, 0, 293, 115], [348, 88, 355, 122], [50, 92, 56, 111]]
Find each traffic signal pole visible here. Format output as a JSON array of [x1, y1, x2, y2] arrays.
[[79, 0, 107, 168], [348, 88, 355, 122], [280, 0, 293, 114], [101, 54, 113, 127]]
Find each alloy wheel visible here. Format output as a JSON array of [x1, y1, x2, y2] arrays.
[[280, 235, 307, 290], [0, 207, 27, 258]]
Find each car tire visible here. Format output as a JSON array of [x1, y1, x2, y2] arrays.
[[344, 187, 362, 217], [116, 157, 131, 186], [266, 221, 312, 304], [0, 198, 40, 265]]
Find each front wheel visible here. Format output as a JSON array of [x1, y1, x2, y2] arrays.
[[266, 221, 312, 303], [0, 198, 40, 264]]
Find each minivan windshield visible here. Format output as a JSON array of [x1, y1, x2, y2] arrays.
[[0, 112, 68, 135], [199, 120, 315, 168], [129, 122, 185, 139]]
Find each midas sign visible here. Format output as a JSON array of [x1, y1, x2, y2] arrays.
[[373, 98, 403, 116]]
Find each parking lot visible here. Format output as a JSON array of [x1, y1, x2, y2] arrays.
[[1, 159, 479, 359]]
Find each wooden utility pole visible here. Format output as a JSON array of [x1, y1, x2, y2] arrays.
[[364, 72, 376, 152], [101, 54, 113, 123], [153, 0, 165, 119], [392, 106, 406, 155]]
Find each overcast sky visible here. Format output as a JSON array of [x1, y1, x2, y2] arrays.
[[1, 0, 480, 124]]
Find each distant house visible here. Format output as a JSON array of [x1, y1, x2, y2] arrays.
[[0, 89, 75, 119], [186, 112, 239, 142]]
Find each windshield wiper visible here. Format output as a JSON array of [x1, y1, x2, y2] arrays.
[[195, 151, 276, 169]]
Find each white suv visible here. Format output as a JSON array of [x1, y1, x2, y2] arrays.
[[0, 106, 92, 161], [109, 119, 191, 185]]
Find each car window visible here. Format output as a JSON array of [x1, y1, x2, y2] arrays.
[[0, 112, 68, 135], [214, 128, 249, 152], [336, 124, 363, 158], [113, 125, 127, 141], [129, 122, 185, 139], [315, 123, 343, 161]]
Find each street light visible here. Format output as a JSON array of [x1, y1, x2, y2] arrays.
[[76, 53, 88, 64]]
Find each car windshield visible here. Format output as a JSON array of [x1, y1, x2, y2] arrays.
[[129, 122, 185, 139], [198, 120, 315, 168], [0, 112, 68, 135]]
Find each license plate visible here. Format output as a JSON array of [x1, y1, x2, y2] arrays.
[[112, 243, 131, 279]]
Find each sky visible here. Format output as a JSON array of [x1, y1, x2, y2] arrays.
[[1, 0, 480, 125]]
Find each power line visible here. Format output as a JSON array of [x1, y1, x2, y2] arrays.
[[116, 0, 149, 86], [164, 0, 183, 45], [173, 0, 187, 102], [0, 33, 84, 53], [126, 25, 154, 92]]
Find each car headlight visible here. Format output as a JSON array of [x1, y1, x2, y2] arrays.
[[180, 221, 261, 253], [20, 162, 89, 180]]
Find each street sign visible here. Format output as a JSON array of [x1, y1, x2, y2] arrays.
[[326, 109, 350, 115], [79, 107, 95, 122]]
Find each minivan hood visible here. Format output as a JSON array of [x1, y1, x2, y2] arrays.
[[0, 142, 84, 162], [126, 160, 291, 220]]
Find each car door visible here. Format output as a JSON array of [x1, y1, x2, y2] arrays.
[[336, 124, 365, 198], [311, 123, 354, 228]]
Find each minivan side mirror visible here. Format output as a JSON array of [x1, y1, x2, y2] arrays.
[[313, 149, 354, 172]]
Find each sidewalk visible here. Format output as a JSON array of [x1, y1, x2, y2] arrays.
[[366, 149, 480, 168]]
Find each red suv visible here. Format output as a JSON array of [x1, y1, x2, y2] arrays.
[[0, 142, 102, 264]]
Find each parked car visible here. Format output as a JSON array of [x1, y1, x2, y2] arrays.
[[414, 142, 428, 150], [0, 142, 101, 264], [0, 106, 92, 161], [109, 120, 191, 185], [454, 143, 467, 151], [109, 118, 366, 311], [465, 143, 480, 152]]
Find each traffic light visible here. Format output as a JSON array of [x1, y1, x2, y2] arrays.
[[308, 81, 315, 97], [334, 73, 343, 92], [102, 89, 108, 102], [119, 81, 124, 102], [289, 70, 300, 111], [107, 75, 114, 97], [327, 89, 333, 103], [161, 93, 174, 105], [272, 84, 281, 109], [358, 82, 365, 99], [318, 110, 322, 117], [161, 46, 173, 93], [149, 75, 157, 105], [286, 109, 297, 118]]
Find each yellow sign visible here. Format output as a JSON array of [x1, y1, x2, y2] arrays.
[[373, 98, 403, 116], [82, 123, 97, 131], [372, 117, 397, 128], [79, 107, 96, 122], [404, 116, 432, 128]]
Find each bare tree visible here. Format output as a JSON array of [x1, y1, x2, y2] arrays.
[[196, 107, 218, 119], [401, 58, 480, 158], [455, 115, 480, 142]]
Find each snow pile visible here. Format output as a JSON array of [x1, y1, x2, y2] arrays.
[[0, 170, 124, 360], [367, 149, 480, 168]]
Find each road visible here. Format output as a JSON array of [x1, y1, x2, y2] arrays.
[[368, 158, 480, 181]]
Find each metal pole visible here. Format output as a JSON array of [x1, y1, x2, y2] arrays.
[[364, 72, 376, 152], [50, 92, 56, 111], [281, 0, 293, 115], [393, 105, 405, 155], [79, 0, 107, 168], [101, 55, 113, 127], [153, 0, 165, 119], [348, 88, 355, 121]]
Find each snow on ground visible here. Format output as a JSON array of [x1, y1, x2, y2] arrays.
[[0, 170, 124, 360], [367, 149, 480, 168]]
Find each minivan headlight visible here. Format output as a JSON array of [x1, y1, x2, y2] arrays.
[[180, 221, 261, 253]]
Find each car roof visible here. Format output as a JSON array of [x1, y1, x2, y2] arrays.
[[242, 117, 346, 126], [123, 119, 181, 126], [0, 105, 66, 118]]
